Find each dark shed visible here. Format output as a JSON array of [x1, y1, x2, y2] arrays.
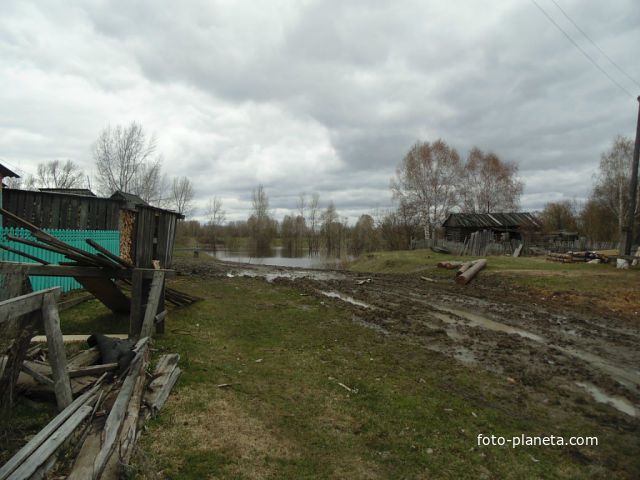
[[442, 212, 540, 242]]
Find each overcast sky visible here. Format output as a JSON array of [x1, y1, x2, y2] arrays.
[[1, 0, 638, 223]]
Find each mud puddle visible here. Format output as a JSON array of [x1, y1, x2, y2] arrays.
[[431, 307, 545, 342], [321, 291, 371, 309], [576, 382, 637, 417]]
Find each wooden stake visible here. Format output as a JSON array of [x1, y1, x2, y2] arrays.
[[42, 291, 73, 410]]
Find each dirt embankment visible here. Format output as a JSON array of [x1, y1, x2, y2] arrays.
[[172, 257, 640, 422]]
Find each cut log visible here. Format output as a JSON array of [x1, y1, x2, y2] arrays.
[[456, 261, 474, 276], [456, 259, 487, 285]]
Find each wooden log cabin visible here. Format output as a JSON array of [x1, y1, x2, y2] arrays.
[[442, 212, 540, 243]]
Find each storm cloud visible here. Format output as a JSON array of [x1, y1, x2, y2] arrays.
[[1, 0, 638, 222]]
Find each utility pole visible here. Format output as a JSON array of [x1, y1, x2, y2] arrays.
[[622, 96, 640, 256]]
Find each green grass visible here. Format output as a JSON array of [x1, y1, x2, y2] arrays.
[[347, 249, 639, 296], [127, 275, 638, 479]]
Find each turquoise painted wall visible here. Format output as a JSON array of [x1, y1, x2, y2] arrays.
[[1, 228, 120, 292]]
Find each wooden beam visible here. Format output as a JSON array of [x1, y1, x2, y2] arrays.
[[85, 239, 134, 268], [5, 405, 93, 480], [42, 291, 73, 410], [21, 362, 53, 386], [140, 271, 165, 339], [0, 262, 175, 279], [0, 244, 50, 264], [92, 342, 148, 480], [0, 287, 61, 324], [74, 277, 131, 313], [68, 363, 118, 378]]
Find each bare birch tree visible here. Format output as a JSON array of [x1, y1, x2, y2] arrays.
[[35, 159, 86, 189], [92, 121, 164, 203], [392, 140, 462, 239], [170, 176, 195, 217], [591, 135, 636, 233], [460, 147, 523, 213], [205, 196, 226, 249]]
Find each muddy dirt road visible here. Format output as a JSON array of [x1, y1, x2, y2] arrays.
[[173, 257, 640, 421]]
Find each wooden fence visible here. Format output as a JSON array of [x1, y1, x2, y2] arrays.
[[1, 189, 121, 230], [1, 227, 120, 292]]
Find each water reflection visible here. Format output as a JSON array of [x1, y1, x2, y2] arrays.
[[208, 246, 350, 269]]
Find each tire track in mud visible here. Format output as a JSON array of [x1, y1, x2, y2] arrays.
[[173, 258, 640, 418]]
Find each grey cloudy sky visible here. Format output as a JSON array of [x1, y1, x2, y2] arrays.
[[1, 0, 639, 223]]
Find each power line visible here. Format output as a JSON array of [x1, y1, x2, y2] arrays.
[[550, 0, 640, 90], [530, 0, 635, 98]]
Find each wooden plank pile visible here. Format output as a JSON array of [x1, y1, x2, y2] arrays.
[[1, 338, 181, 480]]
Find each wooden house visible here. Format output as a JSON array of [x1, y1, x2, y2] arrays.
[[442, 212, 540, 242]]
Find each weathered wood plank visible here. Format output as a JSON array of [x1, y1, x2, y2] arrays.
[[0, 263, 174, 279], [0, 287, 60, 324], [68, 363, 118, 378], [92, 343, 149, 480], [0, 244, 49, 265], [0, 385, 99, 480], [42, 292, 72, 410], [67, 347, 100, 369], [74, 277, 131, 313], [6, 405, 92, 480], [140, 271, 165, 339], [21, 362, 53, 386]]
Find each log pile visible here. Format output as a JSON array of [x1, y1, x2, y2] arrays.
[[1, 338, 181, 480], [546, 252, 574, 263], [434, 258, 488, 285], [118, 210, 136, 265]]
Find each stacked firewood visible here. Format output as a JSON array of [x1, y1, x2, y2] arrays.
[[118, 210, 136, 265], [0, 338, 181, 480]]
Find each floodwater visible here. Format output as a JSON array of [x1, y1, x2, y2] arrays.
[[208, 247, 350, 269]]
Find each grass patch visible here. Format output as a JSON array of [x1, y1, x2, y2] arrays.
[[348, 249, 640, 319], [130, 276, 638, 479]]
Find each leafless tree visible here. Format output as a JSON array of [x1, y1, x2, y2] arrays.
[[305, 193, 321, 254], [33, 159, 86, 189], [205, 196, 226, 249], [460, 148, 523, 213], [249, 184, 274, 254], [392, 140, 462, 239], [170, 176, 195, 217], [92, 121, 163, 202], [591, 135, 637, 233]]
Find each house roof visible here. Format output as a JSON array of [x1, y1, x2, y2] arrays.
[[0, 163, 20, 179], [109, 190, 184, 219], [39, 188, 97, 197], [442, 212, 540, 229], [109, 190, 149, 207]]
